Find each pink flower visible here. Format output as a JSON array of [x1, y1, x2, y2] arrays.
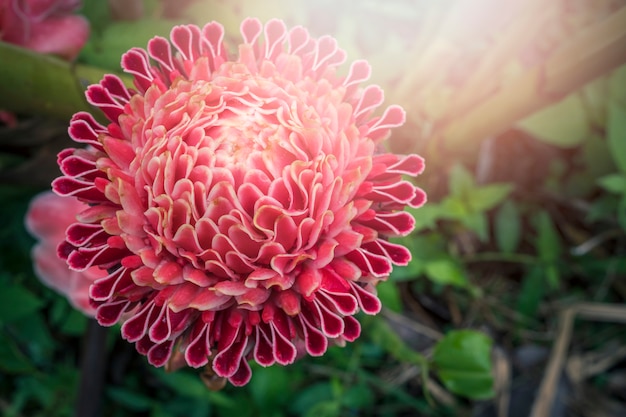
[[25, 191, 107, 315], [52, 18, 426, 386], [0, 0, 89, 60]]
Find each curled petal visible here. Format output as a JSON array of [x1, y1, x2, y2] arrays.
[[147, 339, 175, 367]]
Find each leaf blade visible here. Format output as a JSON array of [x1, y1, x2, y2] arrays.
[[607, 102, 626, 172], [495, 200, 521, 253], [432, 330, 494, 400]]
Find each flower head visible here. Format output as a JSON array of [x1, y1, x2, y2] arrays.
[[25, 191, 106, 315], [0, 0, 89, 60], [52, 18, 425, 385]]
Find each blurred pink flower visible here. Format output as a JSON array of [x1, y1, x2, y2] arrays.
[[0, 109, 17, 126], [52, 18, 426, 385], [0, 0, 89, 60], [25, 191, 106, 315]]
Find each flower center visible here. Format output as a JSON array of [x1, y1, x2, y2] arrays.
[[207, 105, 279, 168], [121, 73, 335, 284]]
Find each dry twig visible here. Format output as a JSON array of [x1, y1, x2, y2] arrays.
[[529, 303, 626, 417]]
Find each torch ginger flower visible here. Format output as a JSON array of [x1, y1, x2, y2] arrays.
[[52, 18, 426, 386]]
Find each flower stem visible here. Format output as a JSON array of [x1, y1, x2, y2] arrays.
[[74, 320, 109, 417]]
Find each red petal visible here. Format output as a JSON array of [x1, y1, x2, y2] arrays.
[[96, 299, 131, 326], [213, 335, 248, 378], [350, 283, 382, 315], [298, 313, 327, 356], [342, 315, 361, 341], [147, 339, 174, 367], [228, 356, 252, 387], [253, 326, 275, 366], [184, 322, 211, 367], [122, 302, 156, 342]]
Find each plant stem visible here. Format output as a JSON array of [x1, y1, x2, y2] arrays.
[[463, 252, 538, 264], [74, 320, 109, 417]]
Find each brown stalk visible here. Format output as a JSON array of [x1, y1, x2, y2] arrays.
[[441, 0, 547, 122], [394, 0, 543, 117], [436, 6, 626, 154], [74, 320, 109, 417], [393, 4, 459, 101], [108, 0, 144, 21]]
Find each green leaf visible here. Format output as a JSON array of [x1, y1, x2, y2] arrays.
[[107, 387, 154, 412], [586, 194, 620, 223], [535, 211, 561, 262], [81, 19, 181, 71], [159, 397, 211, 417], [187, 399, 212, 417], [597, 173, 626, 194], [516, 265, 546, 318], [389, 261, 423, 282], [582, 77, 609, 129], [368, 317, 427, 366], [151, 368, 213, 400], [432, 330, 494, 400], [0, 336, 36, 373], [18, 365, 78, 412], [609, 65, 626, 104], [545, 264, 560, 290], [0, 42, 109, 120], [583, 133, 617, 173], [79, 0, 112, 34], [9, 313, 55, 362], [50, 296, 89, 335], [576, 257, 626, 280], [518, 95, 589, 147], [376, 281, 403, 313], [495, 200, 521, 253], [424, 258, 469, 288], [389, 234, 447, 281], [151, 405, 169, 417], [153, 368, 237, 413], [1, 388, 27, 416], [341, 382, 375, 409], [449, 164, 475, 196], [0, 284, 43, 323], [249, 364, 292, 413], [466, 183, 513, 212], [607, 102, 626, 172], [462, 211, 489, 241], [304, 401, 341, 417], [439, 196, 468, 220], [59, 306, 88, 336], [407, 203, 443, 231], [618, 195, 626, 231], [289, 382, 334, 416]]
